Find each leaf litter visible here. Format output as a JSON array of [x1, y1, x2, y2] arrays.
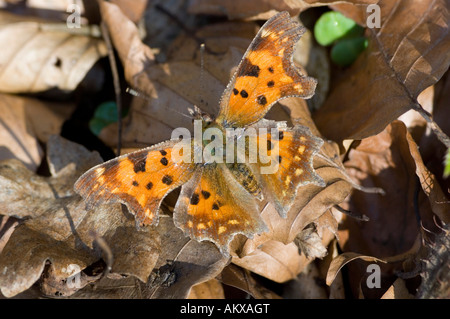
[[0, 0, 449, 299]]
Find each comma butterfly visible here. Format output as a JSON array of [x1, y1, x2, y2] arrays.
[[75, 12, 325, 255]]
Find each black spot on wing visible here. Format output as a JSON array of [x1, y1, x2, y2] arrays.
[[257, 95, 267, 106], [201, 190, 211, 199], [160, 157, 168, 166], [238, 58, 260, 78], [162, 175, 173, 185], [190, 193, 200, 205], [128, 152, 147, 173]]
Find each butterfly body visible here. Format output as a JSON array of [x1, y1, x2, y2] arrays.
[[75, 12, 325, 255]]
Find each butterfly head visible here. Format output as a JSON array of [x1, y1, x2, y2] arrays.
[[188, 105, 214, 124]]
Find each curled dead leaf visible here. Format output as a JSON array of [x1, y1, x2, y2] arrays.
[[0, 12, 107, 93], [0, 136, 162, 297], [188, 0, 378, 20], [326, 252, 386, 286], [314, 0, 450, 145]]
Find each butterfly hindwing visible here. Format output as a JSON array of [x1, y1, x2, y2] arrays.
[[75, 140, 196, 225], [246, 124, 325, 217], [216, 11, 317, 128], [173, 163, 267, 255]]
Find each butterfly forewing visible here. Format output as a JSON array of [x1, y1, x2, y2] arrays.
[[74, 140, 196, 225], [216, 11, 317, 128]]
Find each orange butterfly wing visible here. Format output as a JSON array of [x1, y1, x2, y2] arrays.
[[75, 140, 196, 225], [216, 11, 317, 128], [173, 163, 267, 255], [247, 124, 325, 217]]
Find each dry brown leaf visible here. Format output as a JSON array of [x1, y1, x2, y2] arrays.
[[0, 93, 74, 172], [0, 94, 43, 171], [326, 252, 386, 286], [340, 121, 449, 261], [417, 71, 450, 191], [336, 121, 449, 297], [282, 262, 328, 299], [217, 264, 282, 299], [417, 223, 450, 299], [0, 136, 161, 297], [0, 12, 107, 93], [381, 278, 414, 299], [109, 0, 148, 23], [106, 226, 160, 283], [318, 239, 345, 299], [98, 1, 155, 94], [188, 279, 225, 299], [405, 124, 450, 224], [232, 240, 305, 283], [144, 216, 229, 299], [0, 216, 18, 255], [294, 224, 328, 260], [314, 0, 450, 143], [188, 0, 377, 20]]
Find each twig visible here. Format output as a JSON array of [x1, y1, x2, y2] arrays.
[[412, 102, 450, 149], [333, 205, 370, 221], [99, 10, 123, 156]]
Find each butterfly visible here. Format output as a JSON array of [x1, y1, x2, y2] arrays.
[[75, 11, 325, 256]]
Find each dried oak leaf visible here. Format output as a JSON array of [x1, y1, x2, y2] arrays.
[[0, 136, 161, 298], [417, 223, 450, 299], [217, 264, 282, 299], [340, 120, 449, 258], [72, 216, 229, 299], [314, 0, 450, 143], [0, 93, 74, 172], [188, 0, 378, 21], [0, 11, 107, 94], [188, 279, 225, 299], [332, 121, 449, 297]]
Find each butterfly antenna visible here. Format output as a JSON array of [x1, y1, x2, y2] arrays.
[[198, 43, 208, 110], [126, 87, 193, 121]]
